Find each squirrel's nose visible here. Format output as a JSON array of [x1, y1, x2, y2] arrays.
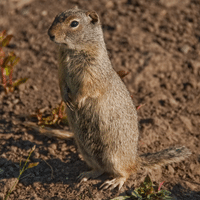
[[48, 29, 55, 41]]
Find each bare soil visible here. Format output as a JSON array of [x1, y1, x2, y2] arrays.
[[0, 0, 200, 199]]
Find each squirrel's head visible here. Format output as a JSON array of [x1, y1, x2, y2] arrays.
[[48, 8, 103, 50]]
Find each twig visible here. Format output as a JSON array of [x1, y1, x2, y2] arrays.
[[42, 159, 54, 179], [23, 121, 74, 139]]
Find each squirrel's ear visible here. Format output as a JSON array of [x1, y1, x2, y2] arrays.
[[86, 11, 99, 24]]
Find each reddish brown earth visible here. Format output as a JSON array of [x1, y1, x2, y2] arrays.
[[0, 0, 200, 199]]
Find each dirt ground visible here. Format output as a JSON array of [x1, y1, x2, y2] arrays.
[[0, 0, 200, 199]]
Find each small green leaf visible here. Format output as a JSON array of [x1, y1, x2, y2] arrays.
[[2, 57, 9, 68], [7, 52, 16, 63], [12, 57, 20, 67], [27, 162, 39, 169], [144, 174, 152, 185], [13, 77, 29, 88], [5, 67, 11, 76], [0, 30, 6, 42], [132, 190, 142, 198], [2, 35, 13, 47]]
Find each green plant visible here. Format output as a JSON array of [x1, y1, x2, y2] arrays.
[[111, 175, 176, 200], [4, 145, 39, 200], [0, 30, 28, 93], [35, 101, 68, 126]]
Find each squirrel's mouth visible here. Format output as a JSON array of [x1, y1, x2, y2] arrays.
[[48, 35, 67, 46], [48, 31, 68, 46], [49, 35, 55, 41]]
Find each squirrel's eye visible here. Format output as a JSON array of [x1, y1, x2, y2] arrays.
[[70, 21, 79, 27]]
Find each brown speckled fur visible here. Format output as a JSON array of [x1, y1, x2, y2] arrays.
[[48, 7, 191, 190]]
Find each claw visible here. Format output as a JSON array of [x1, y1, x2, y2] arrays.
[[100, 177, 126, 191], [66, 101, 75, 111], [77, 172, 89, 182]]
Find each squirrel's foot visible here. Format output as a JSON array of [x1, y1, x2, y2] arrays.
[[78, 169, 104, 182], [100, 177, 126, 191]]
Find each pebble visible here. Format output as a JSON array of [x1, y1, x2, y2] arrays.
[[190, 163, 195, 171], [189, 60, 200, 75], [34, 152, 40, 159], [49, 143, 57, 150], [194, 165, 200, 176], [180, 44, 190, 54], [179, 115, 193, 132], [106, 1, 114, 9], [12, 99, 19, 104], [18, 83, 26, 91], [10, 146, 18, 152], [48, 148, 56, 156], [41, 10, 48, 16], [168, 165, 175, 174]]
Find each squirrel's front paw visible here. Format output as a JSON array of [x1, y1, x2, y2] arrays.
[[77, 170, 104, 182]]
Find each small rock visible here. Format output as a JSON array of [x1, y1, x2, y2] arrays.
[[169, 97, 178, 107], [34, 152, 40, 159], [60, 143, 67, 151], [179, 115, 193, 132], [14, 105, 21, 115], [48, 148, 56, 156], [41, 10, 48, 16], [10, 146, 18, 152], [180, 44, 190, 54], [1, 154, 7, 159], [18, 83, 26, 91], [13, 99, 19, 104], [168, 165, 175, 174], [190, 163, 195, 171], [106, 1, 114, 9], [194, 165, 200, 176], [49, 143, 57, 150], [189, 60, 200, 75]]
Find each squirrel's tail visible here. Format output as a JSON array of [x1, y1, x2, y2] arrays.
[[139, 146, 191, 169]]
